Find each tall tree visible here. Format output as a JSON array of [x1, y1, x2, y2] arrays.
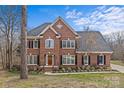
[[0, 6, 21, 70], [20, 5, 28, 79]]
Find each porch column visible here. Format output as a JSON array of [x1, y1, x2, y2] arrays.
[[46, 54, 48, 65], [52, 55, 54, 65]]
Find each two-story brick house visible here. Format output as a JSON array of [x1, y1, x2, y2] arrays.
[[27, 16, 112, 71]]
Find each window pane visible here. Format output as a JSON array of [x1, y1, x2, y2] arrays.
[[50, 40, 54, 48], [62, 41, 66, 48], [70, 56, 75, 64], [34, 40, 38, 48], [67, 56, 70, 64], [67, 40, 70, 48], [98, 56, 104, 64], [71, 40, 75, 48], [84, 56, 88, 65], [34, 55, 37, 64], [62, 55, 66, 64]]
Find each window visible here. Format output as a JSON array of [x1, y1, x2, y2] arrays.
[[45, 39, 54, 48], [98, 55, 104, 65], [27, 55, 38, 64], [62, 40, 75, 48], [27, 40, 39, 48], [33, 40, 38, 48], [83, 55, 89, 65], [62, 55, 75, 65]]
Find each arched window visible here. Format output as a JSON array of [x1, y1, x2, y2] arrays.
[[45, 39, 54, 48]]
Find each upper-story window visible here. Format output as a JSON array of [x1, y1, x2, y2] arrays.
[[45, 39, 54, 49], [27, 40, 39, 49], [33, 40, 38, 48], [62, 40, 75, 48]]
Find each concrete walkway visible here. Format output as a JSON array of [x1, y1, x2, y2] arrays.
[[111, 64, 124, 73], [45, 71, 118, 75]]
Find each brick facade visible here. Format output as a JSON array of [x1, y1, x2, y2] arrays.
[[27, 17, 112, 71]]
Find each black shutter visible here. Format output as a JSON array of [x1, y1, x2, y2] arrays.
[[97, 55, 99, 65], [104, 55, 106, 65], [37, 55, 40, 65], [60, 55, 62, 65], [88, 56, 90, 65], [38, 40, 40, 48], [60, 40, 62, 48], [31, 40, 33, 48], [75, 55, 77, 65], [82, 56, 84, 65]]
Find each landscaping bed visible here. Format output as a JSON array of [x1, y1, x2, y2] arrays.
[[52, 65, 117, 73]]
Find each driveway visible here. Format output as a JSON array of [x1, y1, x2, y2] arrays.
[[111, 64, 124, 73]]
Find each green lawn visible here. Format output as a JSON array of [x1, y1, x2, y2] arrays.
[[111, 60, 124, 66], [0, 70, 124, 88]]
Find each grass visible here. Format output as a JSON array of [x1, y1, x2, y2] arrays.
[[0, 70, 124, 88], [111, 60, 124, 66]]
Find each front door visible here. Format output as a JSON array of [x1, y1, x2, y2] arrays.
[[48, 55, 52, 65]]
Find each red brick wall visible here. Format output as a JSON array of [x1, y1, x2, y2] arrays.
[[27, 18, 112, 68]]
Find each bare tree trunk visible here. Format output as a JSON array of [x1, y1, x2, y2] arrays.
[[0, 47, 5, 69], [20, 5, 28, 79]]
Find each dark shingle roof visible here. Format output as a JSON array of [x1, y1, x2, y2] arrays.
[[27, 23, 51, 36], [76, 31, 112, 52]]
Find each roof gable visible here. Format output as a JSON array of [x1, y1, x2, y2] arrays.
[[51, 16, 79, 36]]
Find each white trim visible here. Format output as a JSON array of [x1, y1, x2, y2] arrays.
[[76, 51, 113, 54], [38, 25, 60, 37], [46, 54, 54, 66], [51, 17, 79, 37], [40, 66, 58, 67], [27, 36, 40, 39], [46, 55, 48, 65]]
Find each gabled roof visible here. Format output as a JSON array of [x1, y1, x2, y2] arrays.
[[51, 16, 79, 36], [76, 31, 112, 52], [27, 23, 51, 36]]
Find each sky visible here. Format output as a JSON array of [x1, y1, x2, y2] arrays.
[[27, 5, 124, 34]]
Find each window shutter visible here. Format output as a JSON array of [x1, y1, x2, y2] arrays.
[[37, 55, 40, 65], [88, 56, 90, 65], [31, 40, 33, 48], [82, 56, 84, 65], [104, 55, 106, 65], [75, 55, 77, 65], [97, 55, 99, 65], [60, 40, 62, 48], [60, 55, 62, 65], [38, 40, 40, 48]]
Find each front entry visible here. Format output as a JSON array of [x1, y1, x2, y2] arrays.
[[48, 55, 52, 65], [46, 54, 54, 66]]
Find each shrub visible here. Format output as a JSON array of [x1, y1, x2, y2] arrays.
[[9, 66, 19, 73]]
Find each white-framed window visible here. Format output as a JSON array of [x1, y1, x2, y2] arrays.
[[45, 39, 54, 48], [27, 55, 38, 65], [62, 40, 75, 48], [98, 55, 104, 65], [83, 55, 89, 65], [33, 40, 39, 48], [62, 55, 75, 65]]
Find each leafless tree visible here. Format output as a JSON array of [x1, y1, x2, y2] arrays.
[[0, 6, 21, 70], [20, 5, 28, 79], [104, 31, 124, 62]]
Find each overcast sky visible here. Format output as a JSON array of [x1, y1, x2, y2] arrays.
[[27, 5, 124, 34]]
